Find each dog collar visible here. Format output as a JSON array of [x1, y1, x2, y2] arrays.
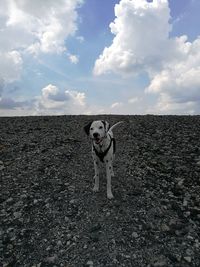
[[93, 134, 116, 163]]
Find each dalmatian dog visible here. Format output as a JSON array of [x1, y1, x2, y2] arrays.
[[84, 120, 123, 199]]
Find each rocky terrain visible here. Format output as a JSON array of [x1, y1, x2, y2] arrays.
[[0, 115, 200, 267]]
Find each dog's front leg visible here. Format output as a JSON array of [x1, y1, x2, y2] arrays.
[[105, 160, 114, 199], [92, 155, 100, 192]]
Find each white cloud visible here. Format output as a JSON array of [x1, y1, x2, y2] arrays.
[[94, 0, 200, 114], [34, 84, 86, 114], [3, 0, 83, 54], [128, 97, 139, 104], [69, 54, 79, 64], [94, 0, 172, 76], [0, 0, 82, 85], [76, 36, 84, 43], [0, 97, 30, 110], [65, 90, 86, 106], [0, 51, 23, 83], [110, 102, 123, 109], [0, 83, 89, 116], [147, 93, 197, 115], [146, 36, 200, 113]]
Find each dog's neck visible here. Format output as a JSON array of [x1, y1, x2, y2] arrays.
[[93, 133, 110, 152]]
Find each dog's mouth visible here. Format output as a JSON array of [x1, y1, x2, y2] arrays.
[[94, 137, 102, 144]]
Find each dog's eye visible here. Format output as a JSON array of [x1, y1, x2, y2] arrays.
[[99, 126, 103, 129], [90, 127, 93, 131]]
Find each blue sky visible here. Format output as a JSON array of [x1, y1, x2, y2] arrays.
[[0, 0, 200, 116]]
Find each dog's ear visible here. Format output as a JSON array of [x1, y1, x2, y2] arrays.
[[84, 121, 92, 136], [102, 120, 110, 133]]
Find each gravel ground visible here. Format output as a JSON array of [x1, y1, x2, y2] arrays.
[[0, 115, 200, 267]]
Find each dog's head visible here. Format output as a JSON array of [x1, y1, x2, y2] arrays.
[[84, 120, 110, 144]]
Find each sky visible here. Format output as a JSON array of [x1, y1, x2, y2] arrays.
[[0, 0, 200, 116]]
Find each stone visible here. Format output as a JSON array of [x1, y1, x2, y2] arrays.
[[132, 232, 139, 238], [13, 212, 22, 219], [86, 260, 93, 266], [184, 256, 192, 263], [161, 223, 170, 232]]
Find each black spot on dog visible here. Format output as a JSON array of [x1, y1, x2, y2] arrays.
[[101, 120, 106, 129], [83, 121, 92, 136]]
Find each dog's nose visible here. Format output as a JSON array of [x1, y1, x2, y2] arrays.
[[93, 132, 98, 138]]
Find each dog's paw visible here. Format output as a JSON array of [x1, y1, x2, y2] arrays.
[[92, 185, 99, 192], [107, 192, 114, 199]]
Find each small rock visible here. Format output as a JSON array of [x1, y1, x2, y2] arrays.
[[153, 261, 166, 267], [184, 211, 191, 217], [57, 240, 62, 247], [46, 246, 52, 251], [177, 178, 184, 186], [122, 254, 131, 259], [66, 233, 71, 240], [68, 185, 75, 192], [7, 227, 14, 232], [65, 216, 70, 222], [183, 256, 192, 263], [185, 248, 193, 256], [20, 194, 27, 199], [70, 199, 76, 204], [161, 223, 170, 232], [13, 212, 22, 219], [59, 250, 65, 255], [33, 199, 38, 204], [183, 199, 188, 207], [132, 232, 139, 238], [187, 235, 194, 240], [45, 203, 50, 209], [86, 260, 93, 266], [195, 240, 200, 248], [0, 165, 4, 171], [45, 255, 57, 264], [6, 197, 14, 204]]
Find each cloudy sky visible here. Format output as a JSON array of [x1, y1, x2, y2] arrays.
[[0, 0, 200, 116]]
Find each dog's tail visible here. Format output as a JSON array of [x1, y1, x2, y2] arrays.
[[109, 121, 124, 132]]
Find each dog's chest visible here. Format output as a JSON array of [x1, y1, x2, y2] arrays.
[[92, 137, 115, 163]]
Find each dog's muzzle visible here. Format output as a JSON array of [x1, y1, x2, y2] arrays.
[[93, 132, 102, 144]]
